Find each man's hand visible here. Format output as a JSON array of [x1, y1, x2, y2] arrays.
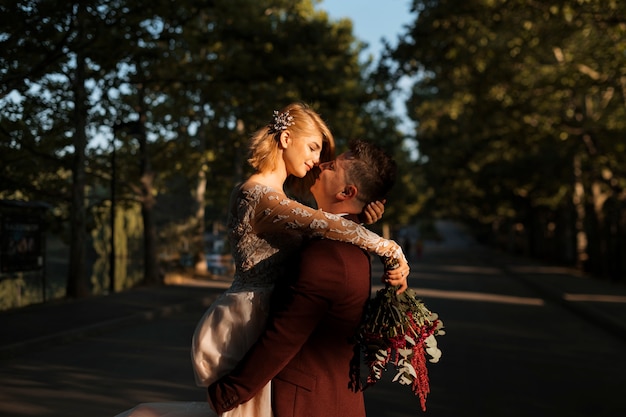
[[207, 379, 239, 415], [359, 200, 386, 225]]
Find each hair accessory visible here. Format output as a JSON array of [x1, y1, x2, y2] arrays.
[[268, 110, 294, 134]]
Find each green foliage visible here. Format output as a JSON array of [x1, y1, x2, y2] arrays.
[[1, 0, 417, 300], [388, 0, 626, 276]]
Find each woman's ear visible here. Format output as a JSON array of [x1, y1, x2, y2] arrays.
[[279, 131, 291, 149]]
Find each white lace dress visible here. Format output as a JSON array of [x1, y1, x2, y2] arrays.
[[114, 181, 405, 417]]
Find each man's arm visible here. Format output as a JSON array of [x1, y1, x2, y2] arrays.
[[208, 241, 354, 414]]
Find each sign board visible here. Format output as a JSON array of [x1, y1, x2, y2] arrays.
[[0, 215, 44, 273]]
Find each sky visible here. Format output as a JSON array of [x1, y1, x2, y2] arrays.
[[316, 0, 416, 132], [317, 0, 414, 59]]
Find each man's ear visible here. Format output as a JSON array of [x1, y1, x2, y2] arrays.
[[339, 184, 358, 200], [279, 131, 290, 148]]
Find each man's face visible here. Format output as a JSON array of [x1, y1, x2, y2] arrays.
[[310, 152, 351, 208]]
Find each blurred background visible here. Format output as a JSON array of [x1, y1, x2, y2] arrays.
[[1, 0, 624, 310]]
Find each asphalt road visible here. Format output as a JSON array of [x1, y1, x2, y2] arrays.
[[1, 229, 625, 417], [365, 245, 626, 417]]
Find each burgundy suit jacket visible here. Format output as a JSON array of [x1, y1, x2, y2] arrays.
[[208, 222, 371, 417]]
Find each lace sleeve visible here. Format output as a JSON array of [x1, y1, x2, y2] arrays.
[[250, 185, 406, 261]]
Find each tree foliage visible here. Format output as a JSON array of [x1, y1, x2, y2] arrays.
[[389, 0, 626, 279], [0, 0, 413, 299]]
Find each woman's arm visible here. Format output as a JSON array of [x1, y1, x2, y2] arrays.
[[247, 185, 409, 290]]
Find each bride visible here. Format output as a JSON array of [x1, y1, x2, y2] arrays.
[[114, 103, 409, 417]]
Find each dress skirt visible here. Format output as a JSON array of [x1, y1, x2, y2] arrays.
[[114, 289, 274, 417]]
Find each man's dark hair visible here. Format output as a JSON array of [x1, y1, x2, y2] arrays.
[[344, 139, 397, 204]]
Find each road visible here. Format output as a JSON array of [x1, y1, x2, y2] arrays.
[[365, 244, 625, 417], [1, 222, 625, 417]]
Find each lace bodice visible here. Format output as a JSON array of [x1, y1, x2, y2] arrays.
[[226, 181, 404, 292]]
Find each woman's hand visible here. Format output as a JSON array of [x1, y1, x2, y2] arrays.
[[359, 200, 386, 225], [383, 257, 409, 293]]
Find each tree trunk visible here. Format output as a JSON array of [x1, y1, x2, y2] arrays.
[[572, 154, 588, 270], [137, 86, 160, 286], [194, 167, 208, 275], [66, 5, 88, 298]]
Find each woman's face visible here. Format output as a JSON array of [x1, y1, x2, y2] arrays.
[[283, 130, 323, 178]]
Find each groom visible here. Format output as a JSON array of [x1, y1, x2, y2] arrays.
[[207, 140, 398, 417]]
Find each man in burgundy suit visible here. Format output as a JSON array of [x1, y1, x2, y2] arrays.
[[207, 140, 398, 417]]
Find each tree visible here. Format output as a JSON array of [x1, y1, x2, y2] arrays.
[[1, 0, 413, 302], [389, 0, 626, 278]]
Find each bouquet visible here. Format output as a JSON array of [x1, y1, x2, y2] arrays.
[[350, 284, 445, 412]]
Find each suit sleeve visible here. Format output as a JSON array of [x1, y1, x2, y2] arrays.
[[207, 240, 353, 414]]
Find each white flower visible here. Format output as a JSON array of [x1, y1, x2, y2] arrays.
[[393, 358, 417, 385], [424, 334, 442, 363], [397, 348, 413, 358], [393, 373, 414, 385]]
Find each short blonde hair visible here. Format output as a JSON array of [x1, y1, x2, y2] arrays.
[[248, 102, 335, 173]]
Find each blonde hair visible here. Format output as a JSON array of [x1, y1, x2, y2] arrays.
[[248, 102, 335, 174]]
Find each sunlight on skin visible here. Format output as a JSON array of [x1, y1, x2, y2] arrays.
[[371, 285, 545, 306]]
